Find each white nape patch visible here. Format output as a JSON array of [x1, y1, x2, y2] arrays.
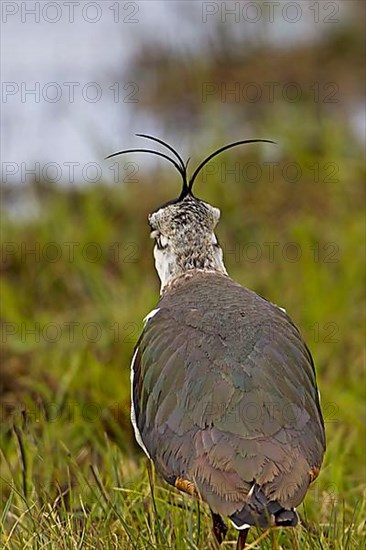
[[230, 520, 251, 531], [160, 235, 169, 248], [143, 308, 160, 326], [130, 348, 151, 458], [248, 483, 255, 497], [153, 244, 177, 292]]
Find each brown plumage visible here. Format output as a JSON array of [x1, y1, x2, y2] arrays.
[[109, 136, 326, 547], [132, 271, 325, 531]]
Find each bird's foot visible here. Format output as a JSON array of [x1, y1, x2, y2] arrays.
[[236, 528, 249, 550], [211, 511, 228, 546]]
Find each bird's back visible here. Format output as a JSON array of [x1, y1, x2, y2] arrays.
[[132, 271, 325, 527]]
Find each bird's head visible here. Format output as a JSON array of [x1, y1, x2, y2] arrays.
[[148, 193, 225, 289], [106, 134, 275, 292]]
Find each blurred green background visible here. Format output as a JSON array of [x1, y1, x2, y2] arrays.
[[1, 2, 365, 548]]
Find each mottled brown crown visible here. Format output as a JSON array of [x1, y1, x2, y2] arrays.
[[148, 194, 226, 289], [149, 194, 220, 236], [106, 134, 275, 290]]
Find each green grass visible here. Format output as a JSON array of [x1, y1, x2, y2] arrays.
[[0, 132, 365, 548]]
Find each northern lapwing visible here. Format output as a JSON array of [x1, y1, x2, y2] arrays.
[[107, 136, 326, 549]]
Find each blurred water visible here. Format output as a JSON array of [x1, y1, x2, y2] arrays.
[[1, 0, 363, 186]]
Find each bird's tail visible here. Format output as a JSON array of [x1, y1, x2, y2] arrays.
[[229, 483, 298, 529]]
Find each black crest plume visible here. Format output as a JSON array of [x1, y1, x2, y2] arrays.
[[106, 135, 276, 200]]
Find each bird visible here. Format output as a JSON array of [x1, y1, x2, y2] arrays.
[[107, 135, 326, 549]]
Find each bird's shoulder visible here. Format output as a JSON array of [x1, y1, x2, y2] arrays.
[[135, 270, 321, 432], [145, 271, 303, 353]]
